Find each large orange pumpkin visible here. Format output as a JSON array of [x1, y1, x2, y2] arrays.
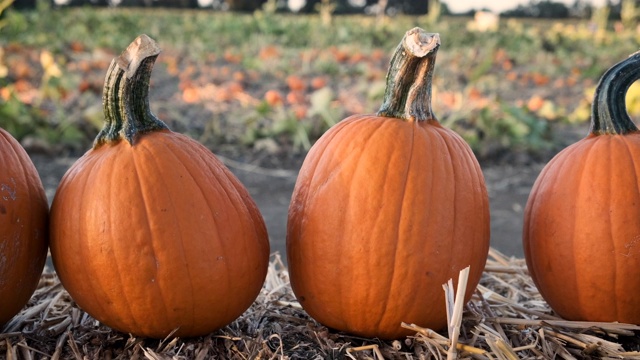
[[524, 51, 640, 323], [286, 28, 490, 340], [49, 35, 270, 338], [0, 128, 48, 326]]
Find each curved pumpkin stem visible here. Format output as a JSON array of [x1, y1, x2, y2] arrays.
[[591, 50, 640, 135], [377, 27, 440, 122], [95, 34, 168, 148]]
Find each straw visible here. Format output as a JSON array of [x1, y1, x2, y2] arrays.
[[3, 249, 640, 359]]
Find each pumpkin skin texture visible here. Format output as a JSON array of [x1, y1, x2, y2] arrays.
[[286, 28, 490, 340], [0, 128, 48, 327], [49, 35, 269, 338], [524, 51, 640, 323]]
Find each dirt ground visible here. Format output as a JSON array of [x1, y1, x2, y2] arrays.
[[32, 144, 577, 263]]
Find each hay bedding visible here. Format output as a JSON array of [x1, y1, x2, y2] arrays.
[[3, 249, 640, 360]]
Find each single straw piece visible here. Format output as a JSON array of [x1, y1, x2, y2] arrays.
[[444, 266, 470, 360]]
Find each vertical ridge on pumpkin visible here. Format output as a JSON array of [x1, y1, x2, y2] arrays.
[[109, 149, 146, 331], [607, 138, 619, 321], [606, 136, 640, 321], [165, 137, 234, 323], [83, 154, 117, 321], [130, 143, 175, 331], [162, 134, 269, 330], [375, 123, 415, 333], [619, 137, 640, 320], [176, 141, 232, 316], [439, 129, 459, 282], [569, 140, 600, 319], [150, 139, 214, 332], [523, 142, 578, 312]]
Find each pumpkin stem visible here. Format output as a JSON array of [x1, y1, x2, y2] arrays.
[[95, 34, 168, 148], [377, 27, 440, 122], [591, 50, 640, 135]]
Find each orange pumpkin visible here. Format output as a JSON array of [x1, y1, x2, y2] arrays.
[[286, 28, 490, 340], [0, 128, 48, 326], [49, 35, 270, 338], [524, 51, 640, 323]]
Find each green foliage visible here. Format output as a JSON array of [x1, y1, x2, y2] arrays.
[[0, 47, 90, 150], [235, 88, 340, 153], [0, 90, 44, 139], [441, 100, 553, 157], [238, 103, 309, 152], [308, 87, 338, 129], [491, 104, 552, 151], [0, 90, 86, 149]]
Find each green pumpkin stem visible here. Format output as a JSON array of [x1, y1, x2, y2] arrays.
[[377, 27, 440, 122], [591, 51, 640, 135], [95, 34, 168, 148]]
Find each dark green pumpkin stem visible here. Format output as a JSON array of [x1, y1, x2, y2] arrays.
[[591, 51, 640, 135], [377, 27, 440, 122], [95, 34, 168, 148]]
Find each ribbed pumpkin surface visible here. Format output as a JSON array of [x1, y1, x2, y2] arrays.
[[287, 115, 490, 339], [50, 130, 269, 338], [524, 133, 640, 322], [0, 128, 49, 326]]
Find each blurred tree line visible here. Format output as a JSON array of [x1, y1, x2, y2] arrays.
[[497, 0, 634, 20], [290, 0, 427, 14], [7, 0, 640, 22], [9, 0, 428, 12]]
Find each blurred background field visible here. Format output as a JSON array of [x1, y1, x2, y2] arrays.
[[2, 0, 640, 257]]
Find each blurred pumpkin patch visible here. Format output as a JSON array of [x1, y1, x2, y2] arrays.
[[2, 6, 640, 159]]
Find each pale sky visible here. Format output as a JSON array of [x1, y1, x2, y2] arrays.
[[444, 0, 608, 14]]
